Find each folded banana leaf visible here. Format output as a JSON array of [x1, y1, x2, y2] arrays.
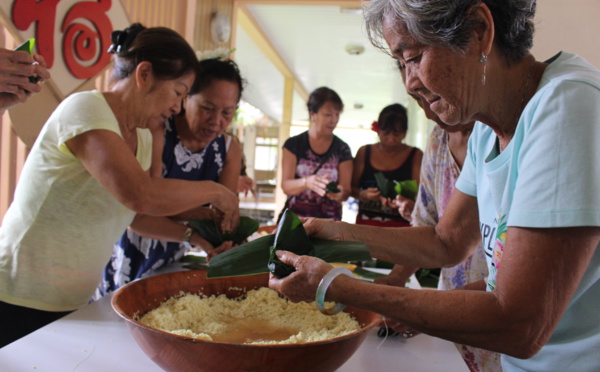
[[207, 210, 372, 278], [394, 180, 418, 201], [325, 181, 341, 193], [188, 216, 259, 247], [268, 209, 314, 278]]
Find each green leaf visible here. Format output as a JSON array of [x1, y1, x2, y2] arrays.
[[180, 254, 208, 270], [222, 216, 260, 244], [15, 38, 35, 54], [188, 219, 223, 246], [208, 235, 275, 278], [394, 180, 418, 201], [189, 216, 260, 247], [14, 38, 39, 83], [325, 181, 341, 193], [374, 172, 397, 199], [208, 210, 372, 279]]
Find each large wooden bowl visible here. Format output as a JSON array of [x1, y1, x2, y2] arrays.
[[112, 270, 381, 372]]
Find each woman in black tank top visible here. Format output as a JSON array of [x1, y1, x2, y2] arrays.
[[351, 103, 423, 226]]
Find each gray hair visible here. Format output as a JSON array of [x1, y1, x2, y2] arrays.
[[364, 0, 536, 63]]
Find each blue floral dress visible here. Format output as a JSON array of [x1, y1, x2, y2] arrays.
[[95, 117, 228, 299]]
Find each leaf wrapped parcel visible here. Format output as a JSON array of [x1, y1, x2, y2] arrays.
[[189, 216, 259, 247], [207, 210, 372, 278]]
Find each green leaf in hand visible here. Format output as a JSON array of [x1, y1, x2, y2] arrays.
[[189, 216, 260, 247], [268, 209, 314, 278], [325, 181, 341, 193], [208, 209, 372, 279], [374, 172, 397, 199], [14, 38, 39, 83], [394, 180, 418, 201]]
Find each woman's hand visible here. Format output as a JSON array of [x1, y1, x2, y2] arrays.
[[391, 195, 415, 221], [268, 251, 333, 303], [306, 174, 329, 197], [210, 184, 240, 233], [326, 184, 345, 202], [0, 50, 51, 110], [359, 187, 381, 202], [237, 175, 255, 197], [190, 233, 233, 261]]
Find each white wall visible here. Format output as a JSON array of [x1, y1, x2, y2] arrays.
[[532, 0, 600, 68]]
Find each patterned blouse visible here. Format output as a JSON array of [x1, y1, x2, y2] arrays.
[[411, 125, 501, 372]]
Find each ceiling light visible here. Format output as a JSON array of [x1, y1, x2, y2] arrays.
[[345, 45, 365, 55], [354, 103, 364, 109]]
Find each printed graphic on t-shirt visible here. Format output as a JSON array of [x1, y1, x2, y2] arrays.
[[487, 214, 507, 291]]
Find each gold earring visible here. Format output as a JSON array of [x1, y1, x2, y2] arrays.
[[480, 52, 488, 86]]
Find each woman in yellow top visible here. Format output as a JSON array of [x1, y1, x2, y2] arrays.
[[0, 23, 239, 347]]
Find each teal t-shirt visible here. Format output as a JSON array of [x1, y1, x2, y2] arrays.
[[456, 52, 600, 371]]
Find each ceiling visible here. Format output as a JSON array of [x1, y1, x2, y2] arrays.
[[230, 0, 600, 132], [232, 2, 409, 130]]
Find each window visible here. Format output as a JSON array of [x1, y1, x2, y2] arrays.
[[254, 137, 278, 171]]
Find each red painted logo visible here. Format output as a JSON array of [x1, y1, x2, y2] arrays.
[[12, 0, 114, 79]]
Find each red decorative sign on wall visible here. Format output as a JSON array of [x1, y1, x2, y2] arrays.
[[12, 0, 113, 79], [2, 0, 129, 98]]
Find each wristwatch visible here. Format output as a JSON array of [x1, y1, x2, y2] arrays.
[[182, 227, 193, 243]]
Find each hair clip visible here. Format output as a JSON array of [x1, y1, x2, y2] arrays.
[[107, 25, 144, 54]]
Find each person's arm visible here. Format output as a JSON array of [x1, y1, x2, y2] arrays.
[[281, 148, 328, 197], [218, 134, 243, 193], [149, 125, 165, 177], [66, 129, 239, 230], [327, 159, 352, 202], [270, 225, 599, 358], [305, 190, 482, 268], [128, 214, 232, 259], [351, 146, 380, 202], [351, 146, 365, 199]]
